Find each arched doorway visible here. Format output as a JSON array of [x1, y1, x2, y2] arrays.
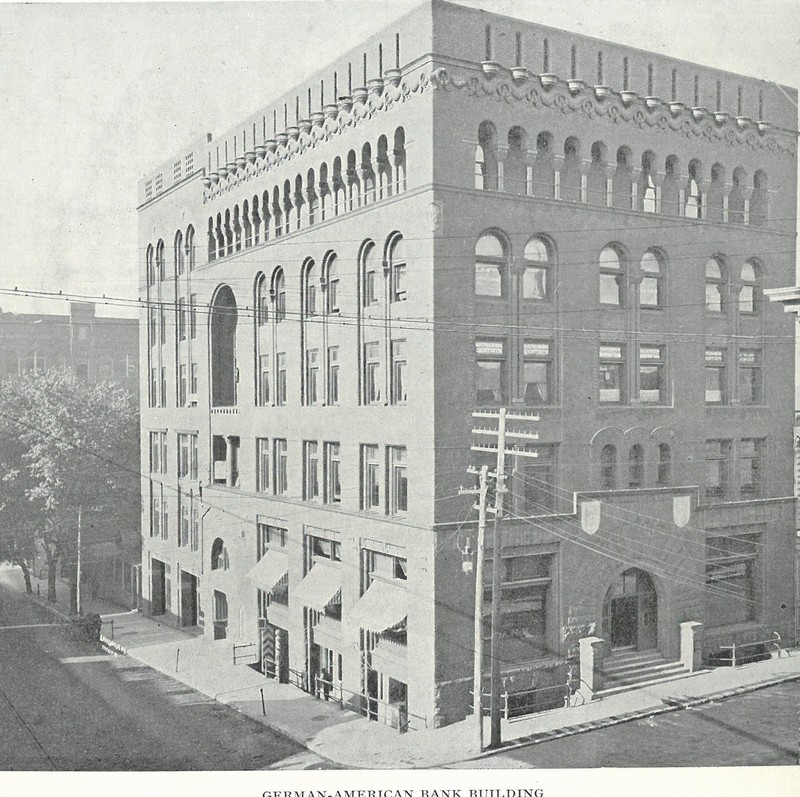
[[602, 568, 658, 651], [210, 285, 237, 407]]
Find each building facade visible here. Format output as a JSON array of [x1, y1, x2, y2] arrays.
[[0, 300, 141, 608], [137, 0, 797, 729]]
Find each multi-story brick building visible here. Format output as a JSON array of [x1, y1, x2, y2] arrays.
[[137, 0, 797, 729], [0, 300, 141, 607]]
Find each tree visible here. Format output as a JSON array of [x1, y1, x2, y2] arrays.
[[0, 370, 139, 612]]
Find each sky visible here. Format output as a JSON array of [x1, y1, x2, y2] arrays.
[[0, 0, 798, 318]]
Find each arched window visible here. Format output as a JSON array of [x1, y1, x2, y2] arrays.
[[282, 179, 293, 234], [474, 144, 485, 190], [242, 200, 252, 247], [739, 260, 760, 314], [376, 136, 391, 200], [333, 157, 344, 215], [319, 163, 329, 221], [307, 168, 318, 224], [662, 155, 680, 215], [641, 151, 657, 213], [273, 268, 286, 323], [657, 443, 672, 486], [304, 260, 317, 317], [523, 237, 551, 300], [324, 254, 340, 313], [729, 167, 747, 224], [233, 204, 242, 251], [562, 137, 581, 202], [685, 160, 702, 219], [210, 285, 238, 407], [588, 141, 607, 206], [361, 143, 375, 204], [707, 164, 725, 223], [207, 217, 216, 262], [506, 127, 527, 196], [628, 444, 644, 488], [272, 186, 283, 236], [640, 250, 664, 309], [475, 233, 506, 298], [533, 132, 555, 198], [261, 190, 271, 243], [360, 240, 378, 306], [613, 146, 633, 209], [387, 234, 406, 302], [393, 127, 406, 193], [155, 239, 165, 281], [599, 245, 625, 305], [146, 245, 155, 287], [211, 538, 228, 571], [705, 257, 725, 313], [751, 170, 768, 226], [223, 209, 233, 255], [255, 273, 268, 326], [294, 174, 304, 229], [477, 121, 498, 190], [346, 150, 359, 211], [601, 444, 617, 489], [185, 225, 195, 271], [174, 230, 184, 277]]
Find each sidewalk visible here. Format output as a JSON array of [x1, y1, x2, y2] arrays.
[[2, 563, 799, 768]]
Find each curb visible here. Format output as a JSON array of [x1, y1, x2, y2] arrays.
[[475, 670, 800, 760]]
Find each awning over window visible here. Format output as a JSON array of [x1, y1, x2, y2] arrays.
[[292, 563, 341, 611], [348, 578, 407, 632], [245, 549, 288, 590]]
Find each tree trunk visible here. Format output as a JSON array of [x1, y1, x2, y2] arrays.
[[67, 561, 78, 616], [18, 560, 33, 594], [44, 550, 58, 604]]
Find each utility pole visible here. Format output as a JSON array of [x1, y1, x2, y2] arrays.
[[76, 504, 82, 616], [470, 407, 539, 750], [459, 464, 489, 752]]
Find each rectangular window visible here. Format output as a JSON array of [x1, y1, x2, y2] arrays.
[[256, 438, 270, 492], [149, 431, 168, 474], [274, 438, 288, 495], [191, 505, 199, 551], [324, 442, 342, 504], [173, 160, 182, 182], [148, 307, 157, 347], [149, 368, 157, 408], [393, 261, 406, 301], [476, 339, 506, 405], [482, 554, 552, 653], [303, 441, 320, 501], [705, 348, 726, 404], [361, 444, 381, 511], [160, 307, 166, 344], [739, 438, 764, 498], [179, 498, 190, 547], [276, 353, 287, 406], [705, 534, 759, 627], [364, 270, 377, 305], [639, 345, 666, 404], [160, 367, 167, 407], [306, 349, 319, 405], [257, 522, 287, 559], [738, 349, 762, 405], [327, 346, 339, 405], [161, 496, 169, 540], [150, 493, 160, 537], [178, 433, 191, 479], [185, 152, 194, 175], [327, 276, 340, 313], [475, 262, 503, 297], [389, 446, 408, 514], [155, 173, 163, 193], [364, 342, 381, 404], [190, 363, 198, 396], [599, 344, 625, 404], [522, 265, 547, 301], [705, 439, 731, 502], [366, 550, 407, 586], [310, 535, 342, 565], [258, 354, 270, 406], [391, 340, 407, 404], [178, 364, 187, 407], [523, 340, 553, 405]]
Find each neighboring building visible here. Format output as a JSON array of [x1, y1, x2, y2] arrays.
[[138, 0, 797, 729], [0, 300, 141, 608]]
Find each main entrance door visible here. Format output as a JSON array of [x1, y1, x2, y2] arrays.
[[180, 571, 198, 627], [151, 559, 166, 616], [603, 568, 658, 651]]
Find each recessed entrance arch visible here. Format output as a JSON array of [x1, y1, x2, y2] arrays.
[[210, 285, 238, 407], [602, 567, 658, 651]]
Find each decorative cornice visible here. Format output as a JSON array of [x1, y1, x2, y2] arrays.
[[203, 73, 431, 203], [429, 67, 797, 158]]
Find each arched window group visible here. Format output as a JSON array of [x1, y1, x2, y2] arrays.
[[473, 122, 770, 225], [705, 256, 763, 316], [474, 232, 554, 302], [598, 439, 673, 490], [207, 127, 407, 263]]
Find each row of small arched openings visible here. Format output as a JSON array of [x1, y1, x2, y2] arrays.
[[208, 128, 407, 262], [600, 442, 672, 490], [475, 122, 769, 225]]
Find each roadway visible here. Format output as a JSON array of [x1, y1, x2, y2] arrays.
[[0, 586, 329, 770]]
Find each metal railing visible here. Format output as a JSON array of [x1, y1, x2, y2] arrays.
[[716, 632, 787, 667], [314, 675, 427, 733], [232, 642, 258, 665]]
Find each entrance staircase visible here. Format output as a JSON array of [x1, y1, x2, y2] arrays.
[[598, 648, 690, 697]]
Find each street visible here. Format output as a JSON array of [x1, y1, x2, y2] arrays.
[[457, 680, 800, 768], [0, 586, 323, 771]]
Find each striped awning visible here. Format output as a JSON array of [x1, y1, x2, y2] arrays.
[[245, 549, 288, 591], [292, 563, 341, 611], [348, 579, 407, 633]]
